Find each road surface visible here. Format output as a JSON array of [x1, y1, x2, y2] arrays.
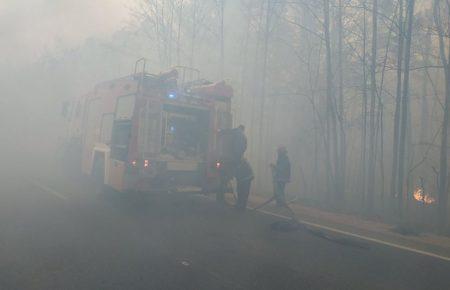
[[0, 171, 449, 290]]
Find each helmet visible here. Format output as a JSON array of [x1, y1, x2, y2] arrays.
[[277, 145, 287, 153]]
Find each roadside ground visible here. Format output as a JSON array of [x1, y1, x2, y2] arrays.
[[243, 194, 450, 261]]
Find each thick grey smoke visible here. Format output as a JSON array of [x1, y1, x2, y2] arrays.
[[0, 0, 129, 175], [0, 0, 128, 66]]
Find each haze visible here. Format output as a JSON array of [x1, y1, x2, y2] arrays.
[[1, 1, 450, 289], [0, 0, 128, 65]]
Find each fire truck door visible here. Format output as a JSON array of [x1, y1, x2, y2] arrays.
[[109, 120, 133, 191], [108, 95, 135, 191], [82, 98, 101, 175], [109, 159, 126, 191]]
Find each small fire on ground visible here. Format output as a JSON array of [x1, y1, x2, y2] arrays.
[[413, 187, 436, 204]]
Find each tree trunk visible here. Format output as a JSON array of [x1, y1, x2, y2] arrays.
[[256, 0, 271, 191], [377, 3, 397, 203], [433, 0, 450, 232], [336, 0, 347, 206], [361, 0, 368, 207], [249, 0, 265, 179], [391, 0, 404, 198], [177, 0, 183, 66], [419, 32, 431, 149], [396, 0, 415, 218], [323, 0, 335, 202], [367, 0, 378, 213], [189, 0, 198, 73], [219, 0, 225, 79]]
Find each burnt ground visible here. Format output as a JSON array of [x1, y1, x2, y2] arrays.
[[0, 170, 450, 290]]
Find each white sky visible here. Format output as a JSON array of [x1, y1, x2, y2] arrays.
[[0, 0, 129, 63]]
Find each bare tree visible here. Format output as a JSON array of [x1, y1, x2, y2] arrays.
[[336, 0, 347, 206], [323, 0, 335, 201], [433, 0, 450, 232], [361, 0, 368, 207], [367, 0, 378, 213], [176, 0, 184, 66], [396, 0, 415, 217], [391, 0, 404, 200], [219, 0, 225, 79]]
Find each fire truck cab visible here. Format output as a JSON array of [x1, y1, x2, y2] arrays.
[[64, 61, 233, 193]]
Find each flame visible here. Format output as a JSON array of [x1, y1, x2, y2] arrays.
[[413, 187, 436, 204]]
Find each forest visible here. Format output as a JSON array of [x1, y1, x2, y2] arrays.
[[3, 0, 450, 234]]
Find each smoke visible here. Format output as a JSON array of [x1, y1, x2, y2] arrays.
[[0, 0, 130, 175], [0, 0, 129, 66]]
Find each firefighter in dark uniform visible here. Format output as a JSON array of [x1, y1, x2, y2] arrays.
[[231, 125, 247, 163], [271, 146, 291, 206], [217, 125, 248, 204], [235, 158, 254, 211]]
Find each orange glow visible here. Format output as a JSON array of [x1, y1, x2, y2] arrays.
[[413, 187, 436, 204]]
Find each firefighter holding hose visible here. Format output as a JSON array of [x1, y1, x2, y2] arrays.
[[217, 125, 253, 210], [235, 157, 254, 211], [270, 146, 291, 207]]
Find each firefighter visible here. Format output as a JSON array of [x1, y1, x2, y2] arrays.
[[231, 125, 247, 164], [217, 160, 234, 204], [235, 158, 254, 211], [216, 125, 248, 204], [270, 146, 291, 206]]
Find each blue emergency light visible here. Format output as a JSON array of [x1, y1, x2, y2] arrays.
[[167, 91, 177, 99]]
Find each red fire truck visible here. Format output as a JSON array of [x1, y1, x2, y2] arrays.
[[63, 59, 233, 193]]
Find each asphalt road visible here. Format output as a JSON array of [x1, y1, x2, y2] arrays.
[[1, 172, 450, 290]]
